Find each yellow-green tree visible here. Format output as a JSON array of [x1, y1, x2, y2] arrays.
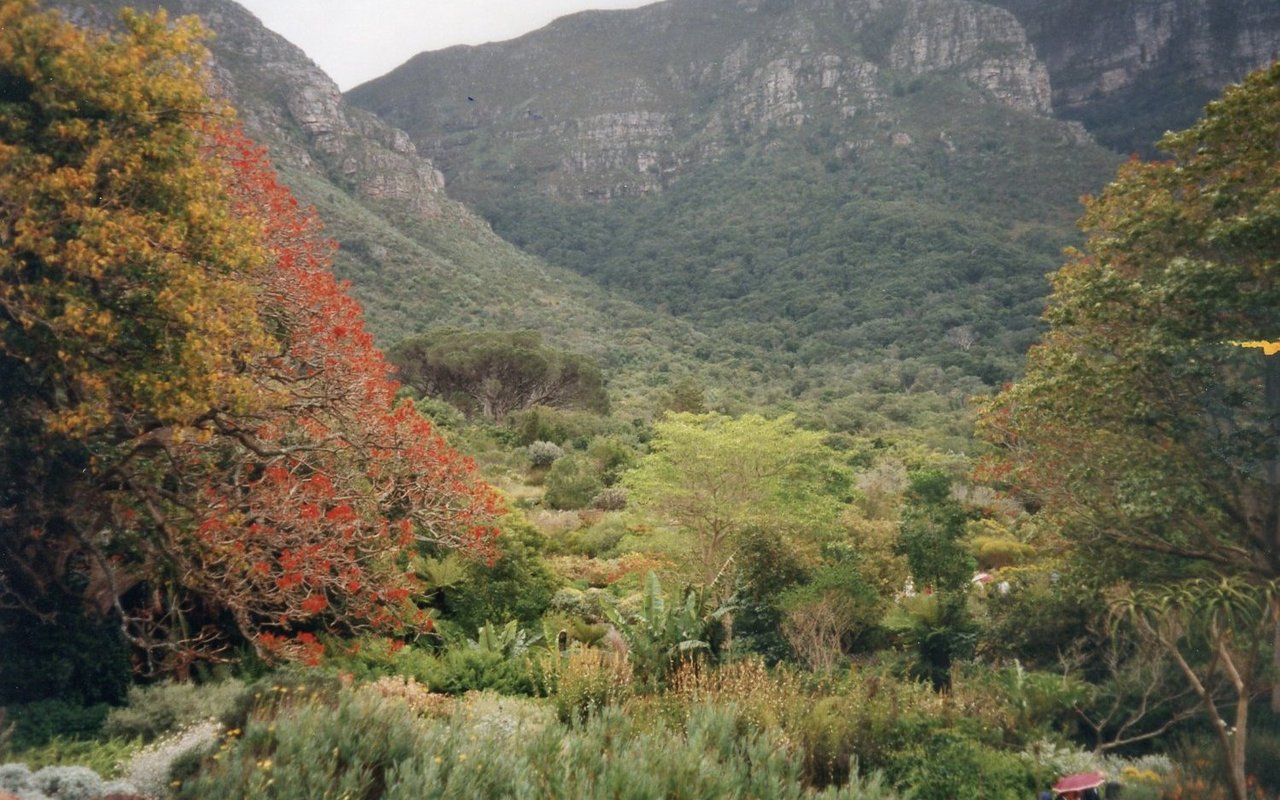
[[623, 413, 847, 590], [0, 1, 270, 619]]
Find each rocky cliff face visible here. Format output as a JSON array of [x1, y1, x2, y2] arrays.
[[889, 0, 1051, 113], [350, 0, 1279, 197], [984, 0, 1280, 153], [57, 0, 446, 218], [348, 0, 1066, 203]]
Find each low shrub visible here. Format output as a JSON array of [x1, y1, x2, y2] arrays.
[[436, 648, 537, 696], [3, 700, 108, 751], [888, 734, 1040, 800], [793, 669, 942, 785], [103, 679, 249, 742], [177, 689, 900, 799], [360, 676, 452, 719], [1115, 766, 1164, 800], [4, 736, 141, 779], [585, 436, 636, 486], [452, 692, 556, 740], [0, 762, 138, 800], [526, 440, 564, 467], [175, 690, 423, 800], [667, 658, 807, 736], [571, 515, 628, 557], [543, 453, 604, 510], [549, 648, 632, 724], [220, 670, 345, 736], [319, 637, 448, 687], [590, 487, 628, 511]]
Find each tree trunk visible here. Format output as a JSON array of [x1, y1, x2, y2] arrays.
[[1268, 354, 1280, 713], [1226, 693, 1250, 800], [1273, 610, 1280, 714]]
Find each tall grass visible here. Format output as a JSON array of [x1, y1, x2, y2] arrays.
[[177, 688, 901, 799]]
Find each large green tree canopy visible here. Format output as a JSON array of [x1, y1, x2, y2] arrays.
[[0, 1, 501, 674], [389, 329, 609, 421], [979, 62, 1280, 582], [624, 412, 848, 589]]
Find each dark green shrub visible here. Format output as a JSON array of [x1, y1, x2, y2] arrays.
[[1246, 723, 1280, 792], [510, 406, 614, 448], [733, 527, 810, 663], [413, 395, 466, 429], [0, 606, 131, 707], [319, 638, 447, 688], [4, 700, 108, 750], [791, 669, 952, 786], [887, 734, 1037, 800], [585, 435, 636, 485], [796, 694, 934, 787], [435, 517, 560, 632], [437, 649, 536, 696], [543, 453, 604, 510], [979, 573, 1093, 669]]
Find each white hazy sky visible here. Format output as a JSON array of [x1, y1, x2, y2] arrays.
[[235, 1, 659, 90]]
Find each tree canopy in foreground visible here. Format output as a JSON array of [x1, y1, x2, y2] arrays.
[[979, 61, 1280, 584], [0, 1, 502, 674], [979, 62, 1280, 800]]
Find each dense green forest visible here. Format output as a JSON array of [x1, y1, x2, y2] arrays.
[[1, 4, 1278, 800], [480, 77, 1117, 388]]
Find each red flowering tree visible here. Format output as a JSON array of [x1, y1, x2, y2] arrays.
[[0, 3, 501, 674], [152, 128, 503, 668]]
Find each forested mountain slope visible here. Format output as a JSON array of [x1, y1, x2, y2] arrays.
[[58, 0, 1280, 427], [348, 0, 1277, 403], [55, 0, 735, 410]]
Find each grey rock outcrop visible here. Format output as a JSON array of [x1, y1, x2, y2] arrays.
[[58, 0, 446, 217], [349, 0, 1059, 202], [889, 0, 1051, 113], [983, 0, 1280, 152]]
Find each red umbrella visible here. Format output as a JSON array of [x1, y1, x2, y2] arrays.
[[1053, 771, 1106, 794]]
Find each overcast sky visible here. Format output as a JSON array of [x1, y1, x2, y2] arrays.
[[235, 1, 659, 90]]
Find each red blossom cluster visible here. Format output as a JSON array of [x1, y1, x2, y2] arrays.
[[158, 128, 504, 664]]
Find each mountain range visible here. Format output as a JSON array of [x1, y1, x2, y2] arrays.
[[57, 0, 1280, 433]]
